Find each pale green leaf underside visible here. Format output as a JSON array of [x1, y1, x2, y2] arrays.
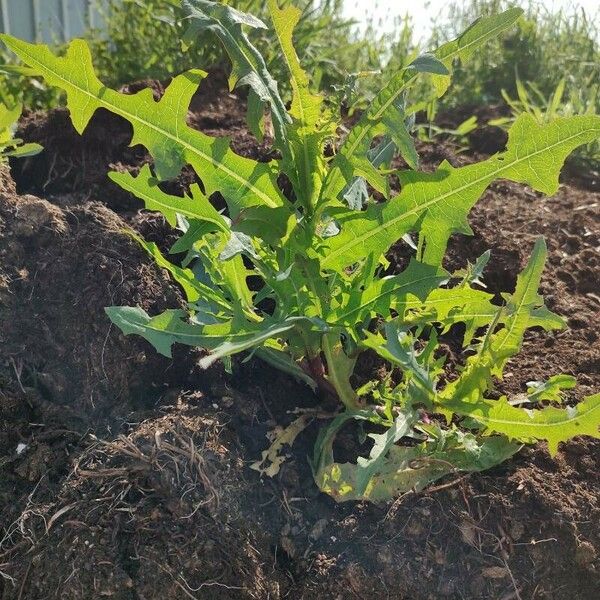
[[2, 142, 43, 159], [527, 374, 576, 403], [182, 0, 290, 148], [0, 101, 44, 161], [254, 346, 318, 392], [107, 306, 329, 369], [106, 306, 241, 358]]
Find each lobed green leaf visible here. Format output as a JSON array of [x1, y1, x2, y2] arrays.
[[1, 35, 286, 215], [322, 114, 600, 271], [439, 239, 564, 406], [110, 165, 229, 230], [451, 393, 600, 456]]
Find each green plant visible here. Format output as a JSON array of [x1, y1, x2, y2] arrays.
[[490, 76, 600, 169], [5, 0, 599, 502], [0, 101, 42, 163], [417, 111, 479, 149]]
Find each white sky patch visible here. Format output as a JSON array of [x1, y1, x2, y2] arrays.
[[343, 0, 600, 43]]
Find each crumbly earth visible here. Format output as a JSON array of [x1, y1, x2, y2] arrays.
[[0, 77, 598, 599]]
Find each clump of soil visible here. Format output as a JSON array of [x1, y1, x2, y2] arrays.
[[0, 164, 213, 425], [1, 76, 599, 600], [1, 399, 287, 600]]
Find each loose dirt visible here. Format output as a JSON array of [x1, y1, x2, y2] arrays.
[[0, 77, 598, 599]]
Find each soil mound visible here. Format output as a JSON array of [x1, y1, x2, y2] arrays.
[[0, 165, 202, 425], [0, 400, 287, 600]]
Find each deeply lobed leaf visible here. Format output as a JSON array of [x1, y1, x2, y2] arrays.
[[1, 35, 286, 217], [321, 8, 523, 205], [450, 394, 600, 456], [321, 114, 600, 271], [439, 239, 564, 406]]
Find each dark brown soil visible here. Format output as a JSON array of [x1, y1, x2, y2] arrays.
[[1, 78, 598, 600]]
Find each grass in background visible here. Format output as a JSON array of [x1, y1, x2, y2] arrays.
[[490, 76, 600, 168], [426, 0, 600, 167], [0, 0, 382, 110], [430, 0, 600, 108]]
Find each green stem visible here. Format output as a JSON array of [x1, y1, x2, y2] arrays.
[[322, 333, 361, 410]]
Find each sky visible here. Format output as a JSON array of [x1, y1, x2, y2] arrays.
[[342, 0, 600, 41]]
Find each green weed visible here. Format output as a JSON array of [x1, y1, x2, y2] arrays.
[[4, 0, 599, 502]]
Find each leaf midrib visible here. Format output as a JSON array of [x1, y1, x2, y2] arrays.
[[113, 173, 228, 230], [333, 274, 443, 322], [269, 3, 318, 206], [340, 14, 521, 164], [137, 319, 292, 343], [492, 246, 541, 356], [436, 12, 522, 63]]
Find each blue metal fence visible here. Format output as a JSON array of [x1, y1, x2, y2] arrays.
[[0, 0, 105, 43]]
